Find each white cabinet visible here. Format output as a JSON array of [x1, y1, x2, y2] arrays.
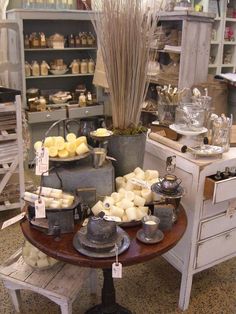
[[144, 139, 236, 310]]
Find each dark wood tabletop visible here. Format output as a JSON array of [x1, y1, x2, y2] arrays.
[[21, 206, 187, 269]]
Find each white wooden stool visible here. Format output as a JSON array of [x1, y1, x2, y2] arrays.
[[0, 249, 97, 314]]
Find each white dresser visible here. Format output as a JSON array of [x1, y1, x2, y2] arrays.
[[144, 138, 236, 310]]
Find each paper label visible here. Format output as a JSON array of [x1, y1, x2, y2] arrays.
[[1, 212, 26, 230], [35, 147, 49, 176], [35, 199, 46, 218], [112, 262, 122, 278]]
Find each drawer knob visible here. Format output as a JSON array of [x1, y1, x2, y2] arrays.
[[225, 233, 231, 240], [46, 114, 51, 118], [85, 110, 89, 114]]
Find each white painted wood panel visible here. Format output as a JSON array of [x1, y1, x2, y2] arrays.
[[213, 177, 236, 203], [200, 212, 236, 240], [201, 199, 229, 219], [196, 228, 236, 268]]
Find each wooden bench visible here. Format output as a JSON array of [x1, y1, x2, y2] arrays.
[[0, 249, 97, 314]]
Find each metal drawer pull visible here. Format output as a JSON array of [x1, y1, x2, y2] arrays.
[[85, 110, 89, 114], [225, 233, 231, 240], [46, 114, 51, 118]]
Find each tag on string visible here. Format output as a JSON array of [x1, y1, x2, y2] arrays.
[[112, 244, 122, 278], [1, 212, 26, 230], [35, 198, 46, 218], [35, 147, 49, 176]]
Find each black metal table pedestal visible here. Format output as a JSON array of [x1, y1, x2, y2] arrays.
[[85, 268, 132, 314]]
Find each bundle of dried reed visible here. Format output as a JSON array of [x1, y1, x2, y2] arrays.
[[91, 0, 160, 131]]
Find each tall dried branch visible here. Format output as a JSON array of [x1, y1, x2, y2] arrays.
[[91, 0, 159, 130]]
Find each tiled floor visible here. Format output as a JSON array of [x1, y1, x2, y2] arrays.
[[1, 208, 236, 314]]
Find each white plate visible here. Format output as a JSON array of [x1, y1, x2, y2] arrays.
[[169, 124, 208, 136], [189, 145, 224, 157]]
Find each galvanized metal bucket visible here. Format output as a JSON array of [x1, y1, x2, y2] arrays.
[[107, 132, 147, 177]]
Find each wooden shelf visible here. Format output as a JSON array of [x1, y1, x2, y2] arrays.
[[225, 17, 236, 22], [223, 41, 236, 45], [24, 47, 97, 51], [26, 73, 94, 79]]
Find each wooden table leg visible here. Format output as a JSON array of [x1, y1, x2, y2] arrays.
[[85, 268, 131, 314]]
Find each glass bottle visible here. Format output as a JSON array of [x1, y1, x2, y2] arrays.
[[75, 35, 81, 47], [88, 58, 95, 74], [40, 60, 50, 76], [87, 91, 93, 105], [80, 32, 87, 46], [68, 34, 75, 47], [79, 92, 86, 107], [38, 96, 47, 111], [56, 0, 68, 9], [39, 32, 46, 48], [35, 0, 45, 8], [67, 0, 73, 9], [80, 59, 88, 74], [25, 62, 31, 77], [46, 0, 56, 9], [24, 34, 30, 49], [70, 59, 79, 74], [31, 61, 40, 76], [22, 0, 34, 8]]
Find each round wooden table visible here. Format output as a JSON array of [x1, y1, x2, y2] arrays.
[[21, 206, 187, 314]]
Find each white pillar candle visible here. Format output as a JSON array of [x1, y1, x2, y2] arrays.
[[141, 189, 153, 204], [126, 207, 138, 221]]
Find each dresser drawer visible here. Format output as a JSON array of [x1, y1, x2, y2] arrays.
[[196, 228, 236, 268], [201, 200, 229, 219], [27, 109, 67, 124], [204, 176, 236, 203], [68, 105, 104, 118], [199, 210, 236, 240]]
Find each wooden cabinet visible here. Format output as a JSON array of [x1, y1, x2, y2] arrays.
[[6, 9, 104, 163], [0, 90, 24, 212], [144, 138, 236, 310], [149, 11, 214, 88]]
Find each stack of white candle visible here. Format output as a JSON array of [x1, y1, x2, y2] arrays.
[[92, 167, 160, 222], [23, 187, 75, 209]]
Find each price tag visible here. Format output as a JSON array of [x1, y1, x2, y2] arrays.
[[112, 262, 122, 278], [35, 147, 49, 176], [1, 212, 26, 230], [35, 199, 46, 218], [112, 244, 122, 278]]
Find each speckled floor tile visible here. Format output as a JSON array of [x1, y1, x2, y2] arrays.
[[1, 174, 236, 313]]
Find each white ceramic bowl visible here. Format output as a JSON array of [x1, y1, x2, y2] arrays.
[[50, 68, 68, 75]]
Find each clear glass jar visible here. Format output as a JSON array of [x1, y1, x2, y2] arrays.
[[175, 103, 205, 131], [46, 0, 56, 9], [31, 61, 40, 77], [88, 59, 95, 74], [40, 60, 50, 76], [25, 62, 31, 77], [34, 0, 46, 8], [80, 59, 88, 74], [79, 92, 86, 107], [56, 0, 68, 9], [70, 59, 79, 74], [212, 115, 232, 152]]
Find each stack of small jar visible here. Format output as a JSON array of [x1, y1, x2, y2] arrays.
[[22, 0, 74, 10]]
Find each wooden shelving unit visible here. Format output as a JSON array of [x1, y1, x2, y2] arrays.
[[0, 91, 24, 212], [197, 0, 236, 75]]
